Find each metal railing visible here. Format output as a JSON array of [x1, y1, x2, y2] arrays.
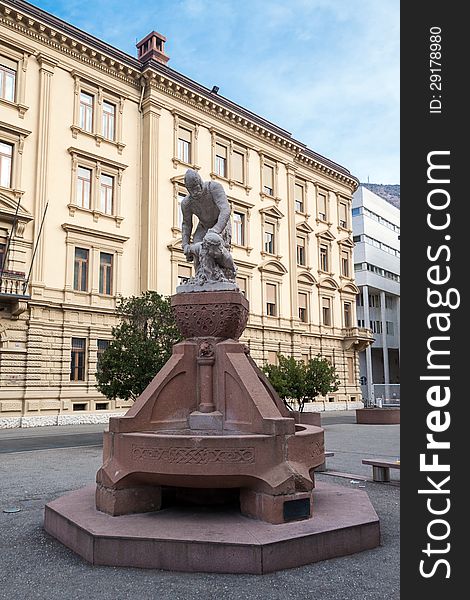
[[369, 384, 400, 407]]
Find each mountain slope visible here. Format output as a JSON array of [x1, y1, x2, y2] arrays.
[[361, 183, 400, 208]]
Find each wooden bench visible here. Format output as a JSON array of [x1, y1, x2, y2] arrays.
[[362, 458, 400, 482], [314, 451, 334, 472]]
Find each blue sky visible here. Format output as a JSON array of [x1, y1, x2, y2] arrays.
[[35, 0, 399, 183]]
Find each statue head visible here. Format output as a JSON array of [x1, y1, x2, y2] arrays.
[[184, 169, 203, 198], [202, 231, 224, 257], [203, 231, 224, 247]]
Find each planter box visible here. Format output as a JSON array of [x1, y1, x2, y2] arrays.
[[356, 408, 400, 425], [289, 411, 322, 427]]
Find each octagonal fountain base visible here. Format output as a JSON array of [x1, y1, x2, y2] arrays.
[[44, 289, 381, 572], [44, 481, 380, 574]]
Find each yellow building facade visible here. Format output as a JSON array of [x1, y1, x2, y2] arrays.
[[0, 0, 372, 425]]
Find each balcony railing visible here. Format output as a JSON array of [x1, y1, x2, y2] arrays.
[[0, 271, 29, 299], [341, 326, 374, 352]]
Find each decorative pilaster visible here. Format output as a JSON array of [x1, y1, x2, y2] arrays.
[[32, 54, 57, 287], [140, 96, 162, 292], [286, 164, 298, 324]]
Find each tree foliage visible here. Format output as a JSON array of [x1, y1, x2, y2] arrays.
[[96, 292, 182, 402], [262, 354, 340, 412]]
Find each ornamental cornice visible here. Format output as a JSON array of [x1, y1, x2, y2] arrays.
[[295, 152, 359, 191], [61, 223, 129, 244], [0, 2, 141, 88]]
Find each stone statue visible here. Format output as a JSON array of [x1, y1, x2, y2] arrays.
[[179, 169, 237, 290]]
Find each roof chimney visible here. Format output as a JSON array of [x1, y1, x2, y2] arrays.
[[136, 31, 169, 65]]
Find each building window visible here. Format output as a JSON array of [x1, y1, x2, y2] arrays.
[[298, 292, 308, 323], [232, 150, 245, 184], [322, 297, 332, 326], [210, 136, 248, 185], [370, 320, 383, 334], [97, 339, 110, 356], [215, 143, 227, 177], [177, 264, 192, 286], [177, 191, 186, 229], [72, 79, 125, 151], [97, 339, 110, 370], [363, 206, 400, 233], [296, 237, 306, 266], [100, 174, 114, 215], [341, 250, 350, 277], [70, 338, 86, 381], [318, 192, 327, 221], [357, 319, 365, 327], [347, 356, 355, 383], [236, 276, 247, 296], [266, 283, 277, 317], [368, 294, 380, 308], [357, 293, 363, 307], [264, 222, 275, 254], [99, 253, 113, 295], [319, 244, 329, 272], [79, 92, 94, 132], [386, 321, 394, 335], [263, 164, 274, 196], [343, 302, 352, 327], [76, 167, 92, 209], [352, 206, 361, 217], [232, 211, 245, 246], [73, 248, 89, 292], [0, 242, 5, 270], [267, 350, 278, 365], [365, 262, 400, 282], [102, 101, 115, 140], [295, 183, 305, 213], [0, 141, 12, 188], [339, 202, 348, 228], [69, 149, 126, 222], [0, 60, 16, 102], [177, 126, 192, 163], [385, 294, 394, 309]]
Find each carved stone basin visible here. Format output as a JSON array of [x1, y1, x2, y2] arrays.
[[171, 290, 249, 340]]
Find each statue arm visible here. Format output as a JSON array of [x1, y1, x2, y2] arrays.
[[209, 182, 231, 234]]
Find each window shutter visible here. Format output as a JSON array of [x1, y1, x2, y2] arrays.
[[232, 151, 244, 182], [178, 127, 191, 142], [266, 283, 276, 303]]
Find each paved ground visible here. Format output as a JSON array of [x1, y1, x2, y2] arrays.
[[0, 412, 399, 600]]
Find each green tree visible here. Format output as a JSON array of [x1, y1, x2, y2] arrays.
[[262, 354, 340, 412], [96, 292, 182, 402]]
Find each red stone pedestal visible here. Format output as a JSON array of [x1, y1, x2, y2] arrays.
[[44, 290, 381, 570], [95, 291, 324, 524]]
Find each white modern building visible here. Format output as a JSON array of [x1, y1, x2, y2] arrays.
[[352, 185, 400, 405]]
